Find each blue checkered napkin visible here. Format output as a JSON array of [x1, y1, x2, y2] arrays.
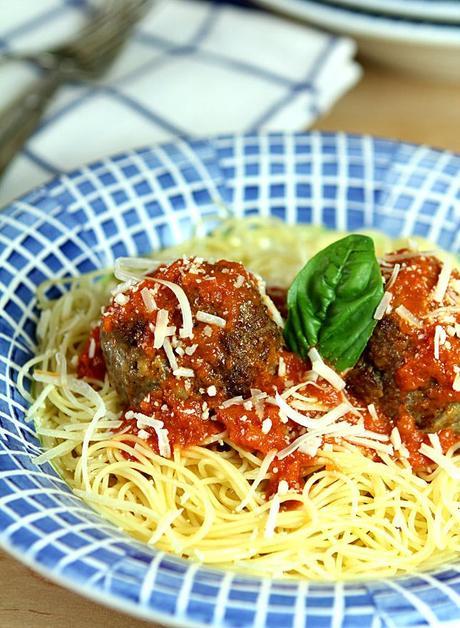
[[0, 0, 360, 208]]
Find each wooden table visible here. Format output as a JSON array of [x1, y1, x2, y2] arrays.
[[312, 56, 460, 152], [1, 58, 460, 628]]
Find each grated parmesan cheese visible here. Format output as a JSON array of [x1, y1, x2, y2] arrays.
[[386, 263, 401, 289], [278, 356, 286, 377], [111, 279, 136, 296], [141, 287, 157, 312], [399, 443, 410, 458], [374, 291, 393, 320], [221, 396, 243, 408], [308, 348, 346, 390], [390, 427, 402, 450], [196, 311, 226, 328], [185, 344, 198, 356], [395, 305, 422, 328], [114, 292, 129, 306], [152, 278, 193, 339], [297, 435, 323, 457], [367, 403, 379, 422], [126, 410, 171, 457], [255, 274, 284, 328], [419, 443, 460, 479], [277, 480, 289, 496], [433, 259, 453, 304], [88, 337, 96, 359], [261, 418, 272, 434], [207, 385, 217, 397], [434, 325, 447, 360], [173, 367, 195, 378], [428, 433, 442, 451], [344, 436, 394, 455], [234, 274, 245, 288], [163, 337, 178, 372], [154, 309, 169, 349]]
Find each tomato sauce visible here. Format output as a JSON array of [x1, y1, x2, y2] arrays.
[[77, 327, 106, 381], [389, 256, 460, 398], [76, 254, 460, 496]]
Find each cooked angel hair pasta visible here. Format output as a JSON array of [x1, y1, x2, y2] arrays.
[[26, 218, 460, 580]]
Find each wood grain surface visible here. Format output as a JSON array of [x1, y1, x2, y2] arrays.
[[312, 56, 460, 152], [1, 58, 459, 628]]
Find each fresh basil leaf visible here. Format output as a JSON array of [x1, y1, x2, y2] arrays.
[[284, 234, 384, 372]]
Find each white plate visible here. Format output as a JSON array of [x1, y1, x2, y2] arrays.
[[255, 0, 460, 81], [332, 0, 460, 22]]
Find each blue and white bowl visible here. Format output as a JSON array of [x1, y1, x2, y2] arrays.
[[254, 0, 460, 81], [1, 132, 460, 627]]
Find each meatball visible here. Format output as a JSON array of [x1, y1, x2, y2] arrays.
[[100, 257, 282, 408], [100, 319, 168, 406], [346, 253, 460, 433], [346, 317, 412, 419]]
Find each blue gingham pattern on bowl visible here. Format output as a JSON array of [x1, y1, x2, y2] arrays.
[[1, 132, 460, 628]]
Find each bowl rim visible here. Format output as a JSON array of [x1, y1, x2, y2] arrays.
[[327, 0, 460, 22], [1, 130, 459, 628], [254, 0, 460, 46]]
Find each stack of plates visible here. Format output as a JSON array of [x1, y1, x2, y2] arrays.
[[254, 0, 460, 81]]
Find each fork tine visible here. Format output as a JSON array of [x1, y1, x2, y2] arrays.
[[68, 0, 150, 51], [0, 1, 153, 71], [57, 1, 126, 54], [0, 1, 126, 69], [58, 0, 152, 75]]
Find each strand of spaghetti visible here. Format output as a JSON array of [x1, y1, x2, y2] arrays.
[[25, 382, 54, 424], [17, 350, 54, 403], [236, 450, 276, 512], [68, 378, 107, 493], [29, 226, 460, 580]]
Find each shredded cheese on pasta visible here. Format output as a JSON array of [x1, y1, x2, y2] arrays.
[[28, 220, 460, 581]]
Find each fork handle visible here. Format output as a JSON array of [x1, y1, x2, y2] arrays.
[[0, 68, 64, 177]]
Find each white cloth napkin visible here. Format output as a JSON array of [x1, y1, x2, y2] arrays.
[[0, 0, 360, 207]]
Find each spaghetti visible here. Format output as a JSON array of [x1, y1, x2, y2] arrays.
[[25, 219, 460, 580]]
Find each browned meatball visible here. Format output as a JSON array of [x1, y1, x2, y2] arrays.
[[346, 253, 460, 433], [100, 319, 168, 406], [100, 257, 283, 408]]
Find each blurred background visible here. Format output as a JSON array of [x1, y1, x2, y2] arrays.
[[0, 0, 459, 209], [0, 1, 459, 626]]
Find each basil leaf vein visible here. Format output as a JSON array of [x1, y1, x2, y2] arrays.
[[284, 234, 384, 372]]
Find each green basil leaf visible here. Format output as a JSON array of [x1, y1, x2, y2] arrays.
[[284, 234, 384, 372]]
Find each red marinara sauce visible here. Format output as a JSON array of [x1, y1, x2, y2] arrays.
[[77, 327, 106, 381], [75, 253, 460, 496], [389, 255, 460, 394], [381, 252, 460, 468]]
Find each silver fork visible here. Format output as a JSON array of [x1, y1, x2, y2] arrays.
[[0, 0, 153, 178]]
